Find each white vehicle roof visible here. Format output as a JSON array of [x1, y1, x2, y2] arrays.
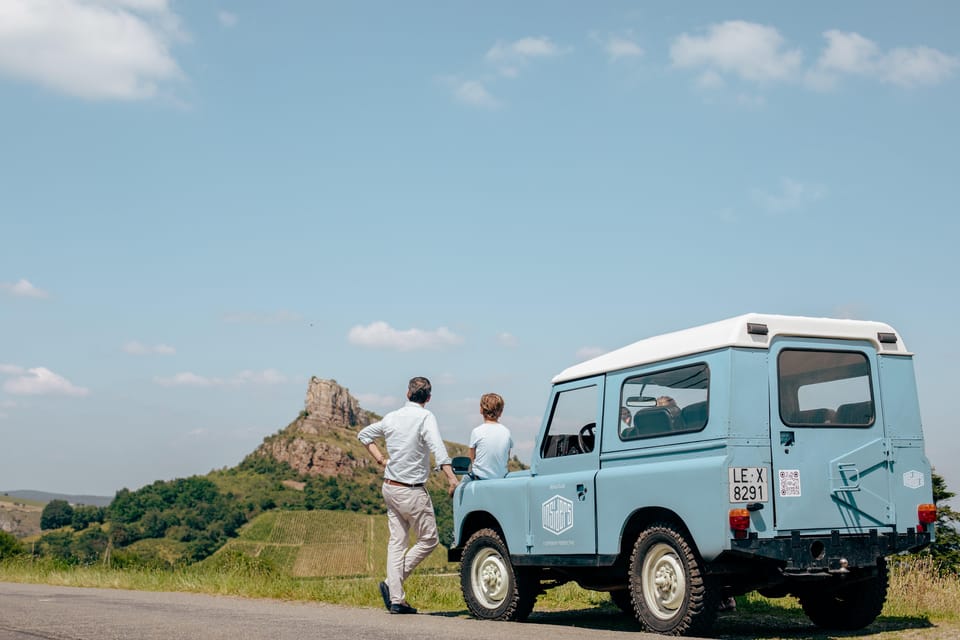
[[553, 313, 910, 383]]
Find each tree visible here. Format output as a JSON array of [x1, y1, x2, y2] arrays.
[[40, 499, 74, 530], [0, 530, 24, 559], [70, 505, 105, 530], [929, 471, 960, 570]]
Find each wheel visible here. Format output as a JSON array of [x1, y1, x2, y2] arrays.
[[628, 522, 717, 636], [577, 422, 596, 453], [460, 528, 537, 621], [609, 588, 634, 616], [799, 558, 888, 630]]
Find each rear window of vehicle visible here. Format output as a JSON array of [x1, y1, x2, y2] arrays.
[[777, 349, 875, 427], [619, 363, 709, 440]]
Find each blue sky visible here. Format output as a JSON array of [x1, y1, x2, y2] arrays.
[[1, 1, 958, 499]]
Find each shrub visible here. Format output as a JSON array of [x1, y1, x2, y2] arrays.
[[0, 530, 24, 559]]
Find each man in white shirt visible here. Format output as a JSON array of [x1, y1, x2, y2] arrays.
[[468, 393, 513, 480], [357, 376, 459, 615]]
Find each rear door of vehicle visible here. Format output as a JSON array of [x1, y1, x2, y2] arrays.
[[769, 338, 894, 532]]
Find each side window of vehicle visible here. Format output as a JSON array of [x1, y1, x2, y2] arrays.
[[778, 349, 874, 427], [540, 385, 598, 458], [619, 363, 709, 440]]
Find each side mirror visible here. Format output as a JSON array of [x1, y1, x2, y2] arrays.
[[451, 456, 472, 476]]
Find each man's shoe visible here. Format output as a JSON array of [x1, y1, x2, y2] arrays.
[[378, 582, 390, 611], [389, 602, 417, 615]]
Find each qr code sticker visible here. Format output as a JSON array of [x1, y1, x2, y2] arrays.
[[779, 469, 801, 497]]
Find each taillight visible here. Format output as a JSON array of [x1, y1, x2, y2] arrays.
[[918, 504, 937, 525], [729, 508, 750, 539]]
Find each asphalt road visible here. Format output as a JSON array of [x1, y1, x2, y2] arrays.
[[0, 582, 682, 640]]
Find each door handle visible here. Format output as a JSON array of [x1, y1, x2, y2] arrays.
[[832, 462, 861, 493], [577, 484, 588, 501]]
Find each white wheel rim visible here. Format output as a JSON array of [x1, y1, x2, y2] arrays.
[[641, 542, 686, 620], [472, 547, 509, 610]]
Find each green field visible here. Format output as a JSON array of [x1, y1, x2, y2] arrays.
[[210, 509, 453, 578]]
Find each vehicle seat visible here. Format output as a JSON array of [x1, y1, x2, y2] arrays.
[[631, 408, 672, 437], [835, 401, 874, 425], [680, 401, 707, 430]]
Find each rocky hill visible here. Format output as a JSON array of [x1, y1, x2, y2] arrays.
[[251, 377, 467, 481]]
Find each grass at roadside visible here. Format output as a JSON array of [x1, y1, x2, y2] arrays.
[[2, 553, 958, 639]]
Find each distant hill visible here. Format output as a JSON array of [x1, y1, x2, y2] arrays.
[[2, 490, 112, 507]]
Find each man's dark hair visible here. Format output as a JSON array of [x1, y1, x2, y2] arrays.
[[407, 377, 432, 404]]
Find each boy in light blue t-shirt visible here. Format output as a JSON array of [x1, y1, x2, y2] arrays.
[[468, 393, 513, 479]]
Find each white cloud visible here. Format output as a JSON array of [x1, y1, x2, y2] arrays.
[[154, 369, 288, 387], [575, 346, 607, 362], [347, 321, 464, 351], [809, 31, 958, 90], [485, 36, 563, 77], [453, 79, 501, 109], [605, 35, 644, 62], [0, 279, 49, 298], [0, 0, 185, 101], [123, 340, 176, 356], [155, 372, 218, 387], [752, 178, 825, 214], [883, 46, 958, 87], [356, 392, 400, 409], [233, 369, 287, 385], [671, 21, 803, 83], [217, 10, 237, 28], [222, 310, 302, 324], [496, 332, 519, 348], [0, 364, 25, 375], [2, 366, 89, 397]]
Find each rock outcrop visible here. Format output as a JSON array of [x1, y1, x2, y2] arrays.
[[253, 378, 379, 478], [298, 377, 378, 435]]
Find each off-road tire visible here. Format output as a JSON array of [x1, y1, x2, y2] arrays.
[[628, 522, 718, 636], [461, 528, 537, 621], [799, 558, 888, 631]]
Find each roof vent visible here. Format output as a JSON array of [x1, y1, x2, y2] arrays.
[[877, 332, 898, 344], [747, 323, 769, 336]]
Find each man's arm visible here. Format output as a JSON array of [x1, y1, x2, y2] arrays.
[[440, 463, 459, 496], [420, 413, 458, 495], [357, 421, 386, 467], [364, 441, 387, 467]]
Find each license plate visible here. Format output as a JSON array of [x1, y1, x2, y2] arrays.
[[728, 467, 769, 503]]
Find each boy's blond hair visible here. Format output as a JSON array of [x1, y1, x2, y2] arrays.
[[480, 393, 504, 421]]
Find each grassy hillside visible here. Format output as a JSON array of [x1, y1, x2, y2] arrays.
[[205, 509, 453, 577]]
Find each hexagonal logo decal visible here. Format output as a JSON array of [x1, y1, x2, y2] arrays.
[[542, 494, 574, 535], [903, 470, 925, 490]]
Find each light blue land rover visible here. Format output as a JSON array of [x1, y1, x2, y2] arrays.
[[448, 314, 936, 636]]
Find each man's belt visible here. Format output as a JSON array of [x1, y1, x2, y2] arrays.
[[384, 478, 425, 488]]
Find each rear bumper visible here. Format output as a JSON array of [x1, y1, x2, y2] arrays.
[[729, 527, 930, 573]]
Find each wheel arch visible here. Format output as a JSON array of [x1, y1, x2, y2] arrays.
[[459, 511, 506, 550], [619, 507, 701, 561]]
